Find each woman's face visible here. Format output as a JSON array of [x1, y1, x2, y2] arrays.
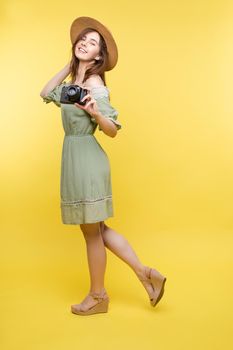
[[75, 31, 101, 62]]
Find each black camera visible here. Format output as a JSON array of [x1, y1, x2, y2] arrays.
[[60, 84, 88, 105]]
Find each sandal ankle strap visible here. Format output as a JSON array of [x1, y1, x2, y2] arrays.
[[89, 289, 108, 301], [138, 266, 152, 282]]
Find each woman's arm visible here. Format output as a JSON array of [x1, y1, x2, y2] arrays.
[[39, 63, 71, 98], [92, 112, 118, 137], [75, 75, 120, 137]]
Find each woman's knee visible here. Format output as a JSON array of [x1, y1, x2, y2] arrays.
[[99, 221, 106, 233], [99, 222, 110, 245], [80, 222, 102, 241]]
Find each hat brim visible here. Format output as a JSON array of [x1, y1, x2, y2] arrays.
[[70, 16, 118, 71]]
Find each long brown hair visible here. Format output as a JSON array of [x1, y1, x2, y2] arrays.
[[69, 27, 109, 86]]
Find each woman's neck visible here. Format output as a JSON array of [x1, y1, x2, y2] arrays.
[[74, 60, 95, 85]]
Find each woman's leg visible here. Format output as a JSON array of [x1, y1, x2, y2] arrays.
[[99, 221, 154, 296], [78, 222, 107, 309]]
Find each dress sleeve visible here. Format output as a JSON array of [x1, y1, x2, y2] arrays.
[[90, 86, 122, 131], [41, 81, 66, 107]]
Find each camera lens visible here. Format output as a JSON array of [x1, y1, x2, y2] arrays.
[[67, 86, 78, 96], [67, 86, 81, 102]]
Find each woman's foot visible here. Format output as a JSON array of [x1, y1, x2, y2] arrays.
[[71, 287, 109, 315], [136, 265, 167, 307], [136, 265, 155, 297]]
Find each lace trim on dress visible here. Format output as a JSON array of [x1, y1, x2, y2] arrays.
[[61, 195, 112, 206], [90, 86, 110, 99]]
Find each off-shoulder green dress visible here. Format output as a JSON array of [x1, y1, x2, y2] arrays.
[[42, 81, 122, 225]]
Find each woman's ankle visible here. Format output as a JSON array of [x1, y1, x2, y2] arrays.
[[135, 264, 148, 279], [89, 286, 106, 294]]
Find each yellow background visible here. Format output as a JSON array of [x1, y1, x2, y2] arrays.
[[1, 0, 232, 349]]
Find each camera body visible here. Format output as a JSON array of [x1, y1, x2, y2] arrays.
[[60, 84, 88, 105]]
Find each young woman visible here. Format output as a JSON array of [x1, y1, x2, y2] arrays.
[[40, 16, 167, 316]]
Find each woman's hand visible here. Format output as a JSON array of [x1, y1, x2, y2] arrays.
[[74, 93, 100, 119]]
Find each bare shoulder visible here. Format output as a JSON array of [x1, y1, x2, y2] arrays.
[[85, 75, 105, 89]]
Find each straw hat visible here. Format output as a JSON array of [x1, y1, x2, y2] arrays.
[[70, 16, 118, 71]]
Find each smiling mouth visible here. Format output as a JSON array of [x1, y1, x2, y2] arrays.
[[78, 48, 87, 53]]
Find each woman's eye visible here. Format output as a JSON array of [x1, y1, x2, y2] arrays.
[[79, 37, 95, 46]]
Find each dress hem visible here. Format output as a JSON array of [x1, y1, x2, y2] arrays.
[[60, 197, 114, 225], [61, 214, 114, 225]]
